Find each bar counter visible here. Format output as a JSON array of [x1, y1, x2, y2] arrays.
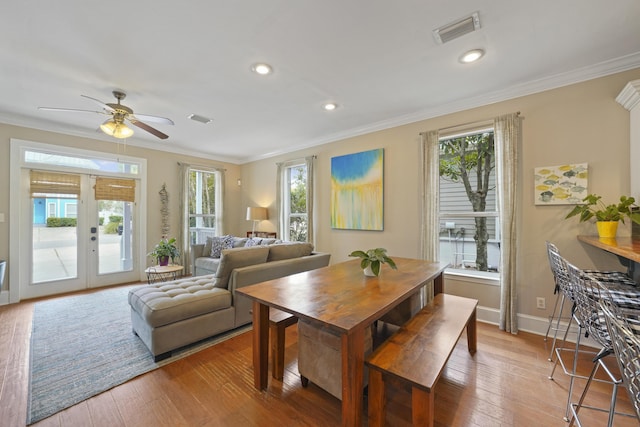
[[577, 235, 640, 263], [577, 235, 640, 281]]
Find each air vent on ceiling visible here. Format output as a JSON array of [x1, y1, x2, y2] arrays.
[[188, 114, 212, 124], [433, 12, 480, 44]]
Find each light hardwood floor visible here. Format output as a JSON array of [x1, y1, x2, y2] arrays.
[[0, 285, 637, 426]]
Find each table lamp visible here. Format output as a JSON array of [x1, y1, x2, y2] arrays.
[[246, 207, 268, 237]]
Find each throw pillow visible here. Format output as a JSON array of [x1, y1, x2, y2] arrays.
[[209, 235, 234, 258], [245, 237, 260, 247]]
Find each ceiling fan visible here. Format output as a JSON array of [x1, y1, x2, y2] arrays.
[[39, 90, 174, 140]]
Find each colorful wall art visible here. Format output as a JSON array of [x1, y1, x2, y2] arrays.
[[331, 148, 384, 230], [534, 163, 588, 205]]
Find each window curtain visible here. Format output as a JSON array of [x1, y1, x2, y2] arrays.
[[304, 155, 315, 245], [178, 163, 225, 275], [420, 130, 440, 304], [495, 113, 521, 334], [276, 156, 315, 243], [276, 162, 284, 239]]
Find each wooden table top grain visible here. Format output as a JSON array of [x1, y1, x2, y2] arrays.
[[237, 258, 448, 334]]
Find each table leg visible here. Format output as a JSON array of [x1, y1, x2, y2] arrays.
[[433, 271, 443, 295], [251, 301, 269, 389], [467, 308, 477, 354], [341, 327, 365, 426]]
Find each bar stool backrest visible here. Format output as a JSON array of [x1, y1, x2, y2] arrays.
[[565, 262, 611, 349], [600, 299, 640, 421], [546, 242, 573, 301]]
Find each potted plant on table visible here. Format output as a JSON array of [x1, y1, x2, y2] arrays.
[[349, 247, 398, 277], [148, 237, 180, 266], [565, 194, 640, 238]]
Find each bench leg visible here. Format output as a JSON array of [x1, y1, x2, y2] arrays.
[[466, 308, 477, 354], [270, 322, 286, 380], [412, 386, 435, 427], [368, 369, 386, 427]]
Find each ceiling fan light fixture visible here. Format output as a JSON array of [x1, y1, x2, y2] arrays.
[[100, 119, 134, 139]]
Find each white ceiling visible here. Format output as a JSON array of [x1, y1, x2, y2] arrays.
[[2, 1, 640, 164]]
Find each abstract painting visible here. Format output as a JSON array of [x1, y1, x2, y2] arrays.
[[534, 163, 588, 205], [331, 148, 384, 230]]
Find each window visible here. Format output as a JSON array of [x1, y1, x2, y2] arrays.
[[187, 168, 220, 245], [439, 128, 500, 273], [284, 163, 308, 241], [278, 156, 314, 242]]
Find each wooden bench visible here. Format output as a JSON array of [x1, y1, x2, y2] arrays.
[[269, 309, 298, 380], [366, 293, 478, 427]]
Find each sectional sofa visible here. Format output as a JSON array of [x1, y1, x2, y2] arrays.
[[128, 238, 330, 361]]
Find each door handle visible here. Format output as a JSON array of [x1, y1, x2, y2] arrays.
[[91, 236, 96, 241]]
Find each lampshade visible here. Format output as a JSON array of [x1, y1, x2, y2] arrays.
[[246, 207, 268, 221], [100, 119, 134, 139]]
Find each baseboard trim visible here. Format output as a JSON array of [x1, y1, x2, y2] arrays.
[[476, 305, 598, 347], [0, 290, 9, 305]]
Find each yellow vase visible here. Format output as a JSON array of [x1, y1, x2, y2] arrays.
[[596, 221, 619, 239]]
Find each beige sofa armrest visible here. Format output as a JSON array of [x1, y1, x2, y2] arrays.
[[191, 244, 205, 275]]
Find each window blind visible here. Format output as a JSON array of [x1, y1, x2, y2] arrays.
[[94, 177, 136, 202], [30, 170, 80, 197]]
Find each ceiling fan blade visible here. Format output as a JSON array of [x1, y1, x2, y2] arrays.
[[132, 113, 174, 125], [129, 119, 169, 139], [81, 95, 115, 112], [38, 107, 107, 115]]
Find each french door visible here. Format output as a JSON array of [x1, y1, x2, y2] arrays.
[[23, 172, 140, 299], [10, 139, 147, 303]]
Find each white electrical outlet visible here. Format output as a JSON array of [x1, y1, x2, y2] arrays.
[[536, 297, 546, 310]]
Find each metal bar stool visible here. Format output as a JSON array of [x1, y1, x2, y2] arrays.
[[566, 266, 640, 427], [545, 241, 575, 361], [545, 242, 638, 363], [601, 296, 640, 422]]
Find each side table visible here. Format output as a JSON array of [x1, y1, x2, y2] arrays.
[[145, 265, 184, 284]]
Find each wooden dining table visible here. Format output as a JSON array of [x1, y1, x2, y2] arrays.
[[236, 257, 449, 426]]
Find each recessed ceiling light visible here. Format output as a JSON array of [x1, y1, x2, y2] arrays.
[[323, 103, 338, 111], [460, 49, 485, 63], [251, 63, 273, 75]]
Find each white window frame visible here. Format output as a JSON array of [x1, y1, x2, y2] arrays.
[[277, 157, 314, 243], [438, 128, 500, 278]]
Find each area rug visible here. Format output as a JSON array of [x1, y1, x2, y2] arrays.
[[27, 285, 251, 424]]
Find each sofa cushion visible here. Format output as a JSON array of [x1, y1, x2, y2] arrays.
[[268, 242, 314, 262], [214, 246, 270, 288], [260, 238, 278, 245], [128, 275, 231, 328], [209, 235, 234, 258], [231, 237, 248, 247]]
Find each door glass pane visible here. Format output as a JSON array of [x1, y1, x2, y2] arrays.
[[97, 200, 133, 274], [32, 195, 78, 283]]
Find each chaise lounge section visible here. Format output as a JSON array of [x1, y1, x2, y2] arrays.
[[129, 242, 330, 361]]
